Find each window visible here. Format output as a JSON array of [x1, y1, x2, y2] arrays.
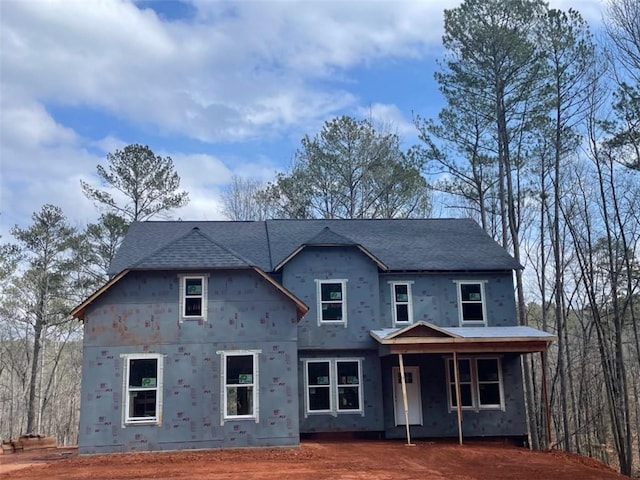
[[336, 361, 361, 411], [307, 361, 332, 412], [476, 358, 502, 407], [455, 281, 487, 325], [219, 350, 260, 422], [122, 353, 164, 425], [447, 358, 473, 408], [316, 279, 348, 325], [389, 281, 413, 325], [304, 359, 362, 415], [179, 275, 208, 320], [446, 357, 503, 411]]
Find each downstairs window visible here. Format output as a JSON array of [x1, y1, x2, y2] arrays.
[[446, 357, 504, 411], [122, 353, 164, 425]]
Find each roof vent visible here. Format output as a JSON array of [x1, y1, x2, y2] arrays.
[[192, 226, 200, 231]]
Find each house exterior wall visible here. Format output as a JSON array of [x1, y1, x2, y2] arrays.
[[380, 353, 527, 439], [79, 269, 300, 454], [281, 248, 522, 438], [297, 349, 384, 433], [281, 246, 382, 349], [281, 247, 385, 434], [379, 272, 517, 328]]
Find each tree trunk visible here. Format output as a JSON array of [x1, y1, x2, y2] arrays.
[[26, 300, 45, 434]]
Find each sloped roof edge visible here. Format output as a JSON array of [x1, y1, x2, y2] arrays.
[[274, 244, 388, 272], [71, 266, 309, 322], [70, 269, 130, 321]]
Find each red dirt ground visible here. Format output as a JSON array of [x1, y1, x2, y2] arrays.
[[0, 440, 629, 480]]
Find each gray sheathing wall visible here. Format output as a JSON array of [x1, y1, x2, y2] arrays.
[[281, 247, 385, 433], [79, 269, 300, 454], [380, 353, 527, 439], [379, 272, 517, 328], [282, 246, 382, 349], [297, 349, 384, 433]]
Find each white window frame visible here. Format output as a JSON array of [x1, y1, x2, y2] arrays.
[[445, 356, 504, 412], [179, 274, 208, 321], [218, 350, 261, 424], [303, 358, 363, 417], [389, 281, 414, 325], [454, 280, 488, 326], [446, 357, 474, 410], [121, 353, 164, 426], [315, 279, 348, 326], [305, 359, 334, 414]]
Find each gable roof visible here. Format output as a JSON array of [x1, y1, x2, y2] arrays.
[[273, 226, 388, 271], [109, 218, 521, 276], [306, 226, 357, 245], [133, 226, 252, 269]]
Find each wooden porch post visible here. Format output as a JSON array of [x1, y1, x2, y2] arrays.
[[398, 354, 414, 446], [453, 351, 463, 445], [540, 350, 551, 450]]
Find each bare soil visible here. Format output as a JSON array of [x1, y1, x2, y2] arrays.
[[0, 440, 628, 480]]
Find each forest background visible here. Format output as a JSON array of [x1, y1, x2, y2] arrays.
[[1, 0, 638, 476]]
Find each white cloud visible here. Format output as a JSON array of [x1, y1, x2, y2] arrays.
[[1, 0, 452, 144], [0, 0, 608, 239], [356, 103, 416, 139]]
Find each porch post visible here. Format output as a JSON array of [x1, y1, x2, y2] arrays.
[[398, 353, 414, 446], [453, 351, 463, 445], [540, 350, 551, 450]]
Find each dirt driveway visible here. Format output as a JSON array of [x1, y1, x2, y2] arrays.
[[0, 440, 627, 480]]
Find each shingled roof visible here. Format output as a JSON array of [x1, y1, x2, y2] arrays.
[[108, 218, 521, 276], [133, 227, 252, 270]]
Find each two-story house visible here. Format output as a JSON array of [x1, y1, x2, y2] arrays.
[[71, 219, 554, 454]]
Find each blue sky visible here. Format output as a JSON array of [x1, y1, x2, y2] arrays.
[[0, 0, 604, 238]]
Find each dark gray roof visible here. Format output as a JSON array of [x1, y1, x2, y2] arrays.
[[109, 218, 521, 276], [305, 227, 357, 246], [133, 227, 251, 269]]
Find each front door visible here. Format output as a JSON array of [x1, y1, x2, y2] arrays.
[[393, 366, 423, 426]]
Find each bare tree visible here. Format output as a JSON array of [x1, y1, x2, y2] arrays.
[[220, 176, 271, 221]]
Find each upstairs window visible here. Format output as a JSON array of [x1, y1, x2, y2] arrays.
[[179, 275, 208, 321], [389, 281, 413, 325], [316, 279, 348, 325], [455, 281, 487, 325], [122, 353, 164, 425]]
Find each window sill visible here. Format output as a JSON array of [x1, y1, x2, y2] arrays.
[[306, 410, 364, 416], [448, 406, 504, 413], [124, 419, 159, 426]]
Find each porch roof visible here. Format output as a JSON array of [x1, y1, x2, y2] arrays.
[[370, 321, 555, 354]]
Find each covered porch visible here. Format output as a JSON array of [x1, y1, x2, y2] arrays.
[[371, 322, 555, 447]]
